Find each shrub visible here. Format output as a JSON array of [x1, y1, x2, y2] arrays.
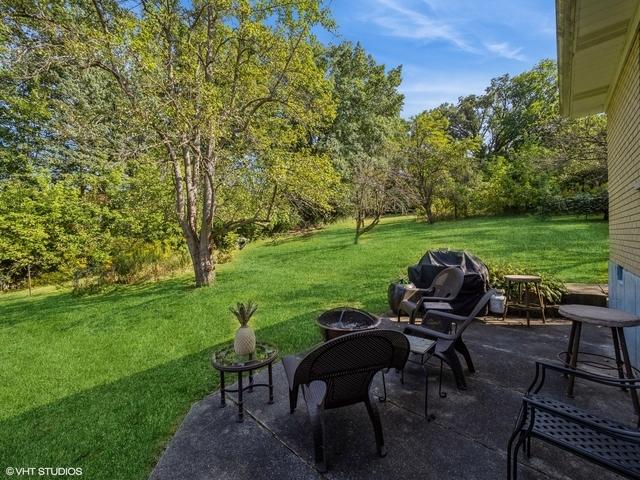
[[72, 265, 112, 295], [70, 239, 188, 294], [537, 191, 608, 218], [215, 232, 239, 264]]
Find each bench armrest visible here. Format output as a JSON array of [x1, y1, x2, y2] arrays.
[[529, 361, 640, 395]]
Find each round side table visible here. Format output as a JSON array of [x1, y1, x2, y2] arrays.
[[211, 342, 278, 422], [559, 304, 640, 418], [502, 274, 546, 326]]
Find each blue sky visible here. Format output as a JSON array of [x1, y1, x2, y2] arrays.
[[318, 0, 557, 117]]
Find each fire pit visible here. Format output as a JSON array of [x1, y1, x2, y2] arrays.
[[316, 307, 381, 341]]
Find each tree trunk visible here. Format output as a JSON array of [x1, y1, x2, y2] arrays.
[[424, 202, 436, 224], [354, 209, 380, 244], [166, 139, 217, 288], [187, 238, 214, 287], [27, 264, 32, 296], [354, 214, 362, 244]]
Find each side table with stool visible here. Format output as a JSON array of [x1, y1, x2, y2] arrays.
[[502, 274, 546, 326]]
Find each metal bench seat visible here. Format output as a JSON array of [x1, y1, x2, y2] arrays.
[[508, 361, 640, 480], [524, 394, 640, 476]]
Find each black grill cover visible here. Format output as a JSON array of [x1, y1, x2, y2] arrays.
[[408, 250, 490, 316]]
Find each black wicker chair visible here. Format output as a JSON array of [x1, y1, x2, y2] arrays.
[[404, 289, 496, 389], [398, 266, 464, 324], [508, 361, 640, 480], [282, 329, 409, 472]]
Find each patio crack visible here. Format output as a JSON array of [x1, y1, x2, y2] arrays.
[[224, 395, 322, 477]]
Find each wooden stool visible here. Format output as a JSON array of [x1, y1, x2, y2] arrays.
[[502, 275, 546, 326]]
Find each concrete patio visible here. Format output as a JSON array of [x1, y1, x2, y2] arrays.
[[150, 317, 635, 480]]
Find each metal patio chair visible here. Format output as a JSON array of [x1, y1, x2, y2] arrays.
[[508, 361, 640, 480], [397, 266, 464, 324], [282, 329, 409, 472], [404, 289, 496, 390]]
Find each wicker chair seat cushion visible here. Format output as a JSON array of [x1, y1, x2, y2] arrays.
[[283, 354, 302, 390]]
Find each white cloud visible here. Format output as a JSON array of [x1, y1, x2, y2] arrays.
[[484, 42, 527, 61], [367, 0, 477, 52], [420, 0, 556, 39], [365, 0, 530, 60]]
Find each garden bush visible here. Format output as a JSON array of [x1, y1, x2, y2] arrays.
[[537, 191, 608, 219]]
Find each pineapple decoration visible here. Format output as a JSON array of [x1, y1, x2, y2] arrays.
[[231, 301, 258, 356]]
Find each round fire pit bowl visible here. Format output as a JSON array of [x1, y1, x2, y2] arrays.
[[316, 307, 381, 342]]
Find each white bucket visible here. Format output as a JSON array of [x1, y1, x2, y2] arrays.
[[490, 294, 506, 314]]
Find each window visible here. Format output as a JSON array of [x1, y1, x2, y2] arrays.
[[617, 264, 624, 283]]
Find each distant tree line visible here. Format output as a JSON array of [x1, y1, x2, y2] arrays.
[[0, 1, 606, 289], [324, 54, 607, 237]]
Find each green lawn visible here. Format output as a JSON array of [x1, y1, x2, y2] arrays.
[[0, 215, 608, 479]]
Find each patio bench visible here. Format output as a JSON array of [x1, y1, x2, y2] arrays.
[[508, 361, 640, 479]]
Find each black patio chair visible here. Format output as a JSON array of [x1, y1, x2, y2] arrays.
[[282, 329, 410, 472], [507, 361, 640, 480], [398, 266, 464, 324], [404, 289, 496, 390]]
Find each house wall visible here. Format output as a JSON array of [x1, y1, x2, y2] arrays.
[[609, 262, 640, 365], [607, 30, 640, 363]]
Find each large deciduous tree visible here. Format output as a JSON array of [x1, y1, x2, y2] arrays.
[[319, 42, 405, 243], [3, 0, 335, 286], [405, 110, 480, 224]]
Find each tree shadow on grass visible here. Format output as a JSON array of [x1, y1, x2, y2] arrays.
[[0, 314, 323, 480], [0, 277, 196, 328], [0, 270, 258, 332]]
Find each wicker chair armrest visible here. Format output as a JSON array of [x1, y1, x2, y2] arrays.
[[424, 310, 465, 323], [412, 287, 436, 294], [404, 324, 454, 341], [523, 394, 640, 441], [405, 288, 435, 302], [421, 295, 454, 302]]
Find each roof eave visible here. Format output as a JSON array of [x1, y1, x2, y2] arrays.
[[556, 0, 577, 118]]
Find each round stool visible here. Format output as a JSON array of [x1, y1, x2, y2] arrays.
[[502, 275, 546, 326]]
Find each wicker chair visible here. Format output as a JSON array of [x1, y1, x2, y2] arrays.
[[404, 289, 496, 390], [282, 329, 409, 472], [398, 266, 464, 324], [508, 361, 640, 480]]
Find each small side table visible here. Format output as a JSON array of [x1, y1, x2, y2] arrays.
[[401, 334, 440, 420], [559, 305, 640, 418], [211, 342, 278, 422], [502, 275, 546, 326]]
